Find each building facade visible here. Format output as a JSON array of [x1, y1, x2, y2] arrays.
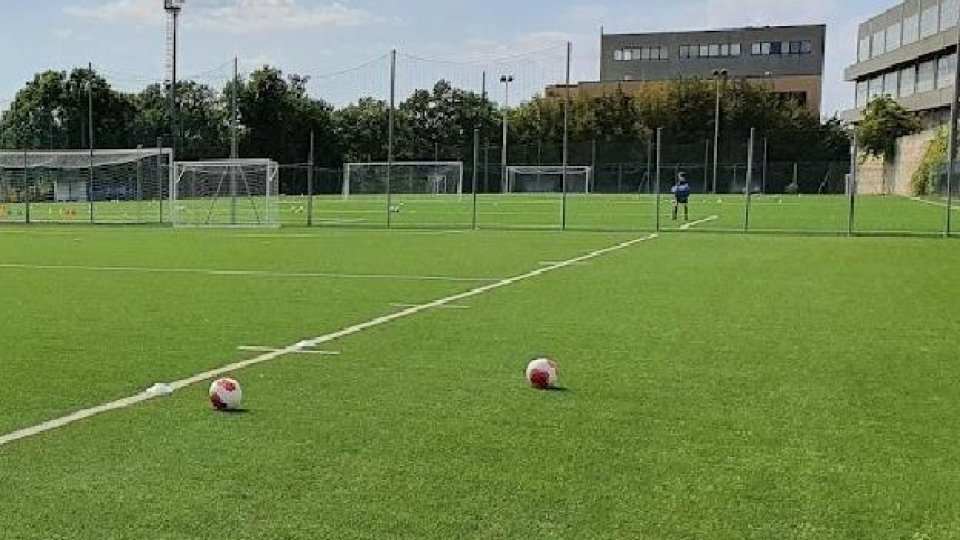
[[843, 0, 960, 126], [549, 25, 826, 115]]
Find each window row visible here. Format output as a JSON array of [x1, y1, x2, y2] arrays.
[[613, 46, 670, 61], [751, 40, 814, 55], [857, 0, 959, 62], [678, 43, 741, 59], [855, 52, 957, 107]]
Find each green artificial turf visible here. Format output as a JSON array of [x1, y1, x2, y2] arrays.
[[0, 228, 959, 539]]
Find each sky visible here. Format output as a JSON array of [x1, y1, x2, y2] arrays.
[[0, 0, 892, 117]]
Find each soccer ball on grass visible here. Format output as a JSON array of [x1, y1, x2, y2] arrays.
[[525, 358, 558, 389], [209, 378, 243, 410]]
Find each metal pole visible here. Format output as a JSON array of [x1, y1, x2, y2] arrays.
[[23, 147, 30, 224], [501, 79, 510, 194], [745, 128, 755, 233], [562, 41, 571, 230], [232, 56, 239, 159], [762, 137, 768, 195], [848, 130, 858, 236], [307, 130, 315, 227], [87, 66, 94, 224], [387, 49, 396, 228], [712, 77, 722, 194], [481, 71, 487, 101], [704, 138, 710, 194], [157, 137, 164, 224], [655, 127, 662, 231], [945, 26, 960, 237], [591, 137, 597, 194], [171, 9, 179, 158], [473, 128, 479, 230]]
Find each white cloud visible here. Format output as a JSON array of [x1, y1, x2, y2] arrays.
[[64, 0, 164, 26], [196, 0, 372, 33], [65, 0, 371, 33]]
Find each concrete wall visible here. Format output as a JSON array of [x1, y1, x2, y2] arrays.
[[856, 127, 937, 195]]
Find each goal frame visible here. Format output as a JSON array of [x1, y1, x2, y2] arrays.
[[506, 165, 594, 194], [170, 159, 279, 228], [342, 161, 465, 198]]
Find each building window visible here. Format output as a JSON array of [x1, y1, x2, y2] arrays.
[[856, 80, 869, 107], [752, 40, 813, 56], [679, 45, 689, 59], [699, 44, 709, 57], [920, 4, 939, 38], [858, 35, 871, 61], [941, 0, 959, 31], [887, 22, 902, 51], [661, 45, 669, 60], [731, 43, 741, 56], [900, 65, 916, 97], [801, 41, 813, 54], [917, 59, 936, 92], [872, 29, 886, 57], [903, 13, 920, 44], [938, 53, 956, 89], [868, 76, 884, 100], [883, 71, 899, 97], [614, 49, 623, 61]]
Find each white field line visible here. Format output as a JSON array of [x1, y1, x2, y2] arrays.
[[911, 197, 959, 210], [0, 263, 494, 283], [539, 261, 590, 267], [390, 303, 470, 310], [237, 346, 341, 356], [680, 215, 720, 230], [0, 233, 658, 448]]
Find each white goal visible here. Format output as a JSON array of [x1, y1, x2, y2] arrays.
[[506, 166, 593, 194], [343, 162, 464, 198], [171, 159, 279, 227]]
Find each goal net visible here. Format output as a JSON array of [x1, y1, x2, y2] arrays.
[[506, 166, 593, 194], [0, 148, 172, 223], [171, 159, 279, 227], [343, 162, 464, 198]]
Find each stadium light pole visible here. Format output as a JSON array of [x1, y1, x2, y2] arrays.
[[712, 68, 728, 194], [164, 0, 184, 158], [500, 74, 514, 193]]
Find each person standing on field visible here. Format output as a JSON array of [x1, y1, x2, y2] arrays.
[[671, 172, 691, 221]]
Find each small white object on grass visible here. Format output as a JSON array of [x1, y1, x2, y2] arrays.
[[145, 383, 174, 397]]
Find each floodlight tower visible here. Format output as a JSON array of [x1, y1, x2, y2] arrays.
[[164, 0, 184, 154]]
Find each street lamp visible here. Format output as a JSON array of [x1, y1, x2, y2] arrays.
[[712, 68, 728, 194], [500, 74, 514, 193], [164, 0, 185, 156]]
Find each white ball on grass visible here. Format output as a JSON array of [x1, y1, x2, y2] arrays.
[[525, 358, 558, 389], [209, 378, 243, 410]]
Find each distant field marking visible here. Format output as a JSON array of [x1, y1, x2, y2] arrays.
[[0, 233, 658, 448], [911, 197, 959, 210], [237, 346, 341, 356], [390, 302, 470, 310], [539, 261, 590, 267], [0, 263, 496, 283], [680, 215, 720, 230]]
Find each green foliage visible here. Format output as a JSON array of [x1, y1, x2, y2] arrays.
[[911, 127, 948, 196], [857, 96, 920, 161]]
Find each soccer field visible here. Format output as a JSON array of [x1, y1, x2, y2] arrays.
[[3, 193, 956, 236], [0, 226, 959, 538]]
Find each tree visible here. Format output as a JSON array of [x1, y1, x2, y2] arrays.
[[857, 96, 920, 161]]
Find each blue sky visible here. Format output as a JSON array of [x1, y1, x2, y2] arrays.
[[0, 0, 889, 116]]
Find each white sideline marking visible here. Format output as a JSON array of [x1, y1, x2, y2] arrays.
[[680, 215, 719, 230], [0, 263, 494, 283], [539, 261, 590, 267], [911, 197, 959, 210], [237, 346, 340, 356], [0, 233, 657, 448], [390, 303, 470, 310]]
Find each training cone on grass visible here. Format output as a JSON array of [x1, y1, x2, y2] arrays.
[[526, 358, 558, 389], [209, 378, 243, 411]]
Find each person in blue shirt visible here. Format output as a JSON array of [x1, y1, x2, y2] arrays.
[[671, 172, 691, 221]]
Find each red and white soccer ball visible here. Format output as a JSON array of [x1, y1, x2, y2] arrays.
[[525, 358, 558, 389], [209, 378, 243, 410]]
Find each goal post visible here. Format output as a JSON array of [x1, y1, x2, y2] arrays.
[[171, 159, 279, 227], [343, 162, 464, 198], [506, 166, 593, 194]]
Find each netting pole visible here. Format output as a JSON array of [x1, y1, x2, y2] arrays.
[[308, 130, 315, 227], [136, 145, 143, 223], [945, 30, 960, 237], [22, 147, 30, 224], [87, 68, 95, 224], [703, 138, 709, 194], [744, 128, 755, 233], [472, 128, 479, 230], [387, 49, 396, 229], [848, 130, 858, 236], [561, 41, 571, 231], [655, 127, 662, 231], [157, 137, 164, 224], [762, 137, 768, 195], [230, 57, 239, 226]]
